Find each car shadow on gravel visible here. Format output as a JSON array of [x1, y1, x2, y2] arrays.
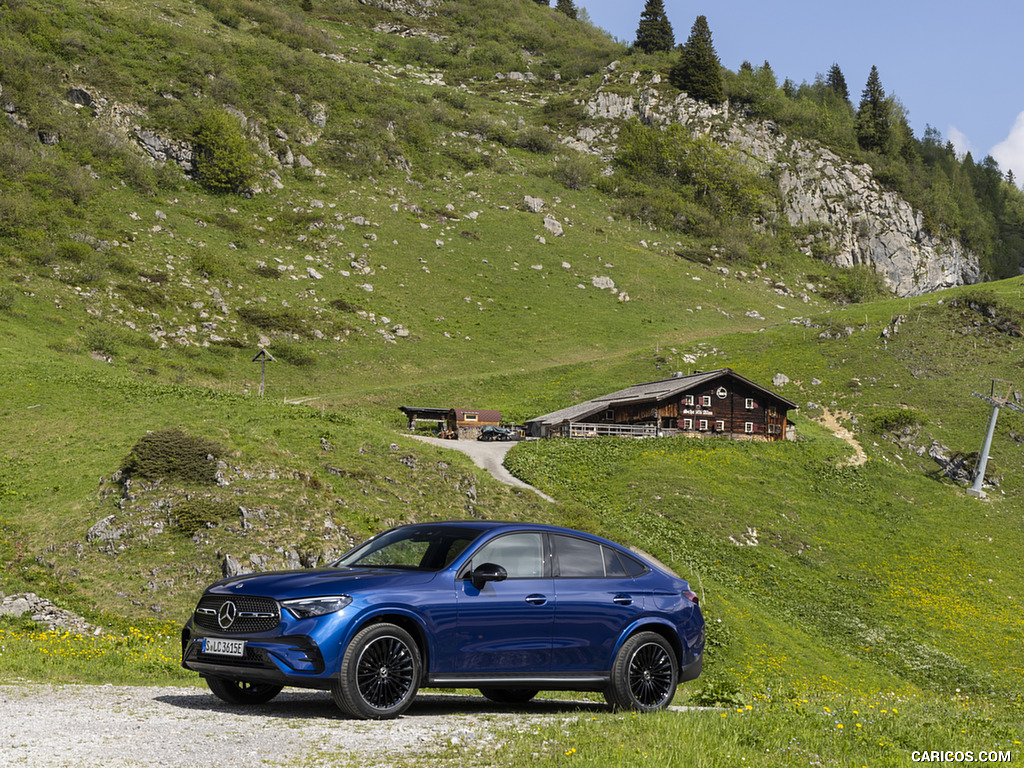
[[156, 690, 610, 719]]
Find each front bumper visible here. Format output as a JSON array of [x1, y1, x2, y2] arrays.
[[181, 623, 331, 688]]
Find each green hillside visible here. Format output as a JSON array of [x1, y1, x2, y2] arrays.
[[2, 1, 1023, 764]]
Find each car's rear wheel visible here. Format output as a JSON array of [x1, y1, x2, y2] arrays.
[[206, 677, 283, 705], [604, 632, 678, 712], [333, 622, 421, 719], [478, 687, 539, 704]]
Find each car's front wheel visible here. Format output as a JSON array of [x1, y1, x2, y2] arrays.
[[206, 677, 283, 705], [604, 632, 678, 712], [333, 622, 421, 719]]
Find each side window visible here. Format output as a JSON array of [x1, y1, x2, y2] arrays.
[[470, 533, 545, 578], [602, 547, 628, 578], [553, 535, 607, 578], [618, 552, 648, 578]]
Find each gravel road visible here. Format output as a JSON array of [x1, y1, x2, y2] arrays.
[[406, 436, 555, 502], [0, 683, 604, 767]]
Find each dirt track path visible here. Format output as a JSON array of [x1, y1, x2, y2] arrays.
[[406, 436, 555, 502], [820, 409, 868, 466]]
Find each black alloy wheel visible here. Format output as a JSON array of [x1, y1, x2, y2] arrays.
[[604, 632, 678, 712], [334, 622, 421, 719]]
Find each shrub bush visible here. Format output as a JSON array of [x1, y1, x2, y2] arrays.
[[0, 286, 17, 312], [551, 153, 597, 190], [174, 498, 238, 535], [237, 305, 310, 336], [269, 341, 317, 367], [823, 265, 889, 304], [865, 407, 926, 435], [120, 429, 223, 485], [192, 110, 261, 194]]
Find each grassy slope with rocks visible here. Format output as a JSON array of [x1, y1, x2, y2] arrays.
[[1, 1, 1022, 764]]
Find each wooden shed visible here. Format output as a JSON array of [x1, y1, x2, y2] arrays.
[[398, 406, 450, 431], [525, 368, 797, 442], [446, 409, 502, 440]]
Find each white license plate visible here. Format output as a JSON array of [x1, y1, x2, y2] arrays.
[[203, 638, 246, 657]]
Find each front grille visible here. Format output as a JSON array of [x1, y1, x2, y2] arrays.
[[194, 594, 280, 634]]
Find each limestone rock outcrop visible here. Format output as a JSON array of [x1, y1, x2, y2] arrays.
[[580, 70, 981, 297]]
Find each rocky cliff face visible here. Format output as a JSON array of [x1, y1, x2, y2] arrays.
[[743, 134, 980, 297], [576, 67, 981, 297], [357, 0, 439, 17]]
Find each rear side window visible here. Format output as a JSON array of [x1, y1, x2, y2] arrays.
[[553, 535, 640, 579], [602, 547, 628, 577], [617, 551, 648, 578]]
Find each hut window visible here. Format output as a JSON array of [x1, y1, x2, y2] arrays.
[[683, 418, 693, 430], [715, 420, 725, 431], [745, 422, 754, 434], [605, 409, 615, 421], [464, 413, 478, 421], [701, 395, 711, 407], [684, 395, 695, 406], [745, 398, 755, 409], [699, 419, 708, 431]]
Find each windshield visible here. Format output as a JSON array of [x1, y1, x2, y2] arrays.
[[333, 525, 484, 571]]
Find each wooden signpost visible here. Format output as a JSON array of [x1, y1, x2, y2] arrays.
[[251, 348, 275, 397]]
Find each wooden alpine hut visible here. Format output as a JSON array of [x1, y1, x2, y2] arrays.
[[524, 368, 796, 441]]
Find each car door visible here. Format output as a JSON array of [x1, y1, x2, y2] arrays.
[[550, 534, 646, 673], [454, 532, 554, 674]]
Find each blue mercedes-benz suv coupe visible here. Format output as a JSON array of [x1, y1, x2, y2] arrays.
[[181, 521, 704, 718]]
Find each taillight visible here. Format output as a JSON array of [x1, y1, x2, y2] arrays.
[[683, 589, 699, 606]]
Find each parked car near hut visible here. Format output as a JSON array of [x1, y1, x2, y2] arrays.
[[181, 521, 705, 719], [478, 424, 512, 441]]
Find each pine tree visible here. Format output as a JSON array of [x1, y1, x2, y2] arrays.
[[1008, 169, 1017, 188], [826, 63, 850, 103], [555, 0, 577, 19], [855, 65, 891, 154], [634, 0, 674, 54], [668, 15, 724, 104]]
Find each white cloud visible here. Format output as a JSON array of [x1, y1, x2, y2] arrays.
[[947, 126, 975, 159], [992, 111, 1024, 185]]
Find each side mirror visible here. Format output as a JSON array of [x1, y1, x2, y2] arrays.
[[470, 562, 508, 590]]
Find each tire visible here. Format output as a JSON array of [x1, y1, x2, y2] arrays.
[[479, 687, 539, 704], [333, 622, 421, 719], [604, 632, 678, 712], [206, 677, 283, 705]]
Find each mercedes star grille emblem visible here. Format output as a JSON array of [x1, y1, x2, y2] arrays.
[[217, 600, 238, 630]]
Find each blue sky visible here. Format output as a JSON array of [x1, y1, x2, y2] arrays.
[[575, 0, 1024, 182]]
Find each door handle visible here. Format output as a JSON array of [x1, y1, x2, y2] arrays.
[[612, 594, 633, 606], [525, 594, 548, 605]]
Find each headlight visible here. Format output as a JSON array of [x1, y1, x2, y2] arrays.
[[281, 596, 353, 619]]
